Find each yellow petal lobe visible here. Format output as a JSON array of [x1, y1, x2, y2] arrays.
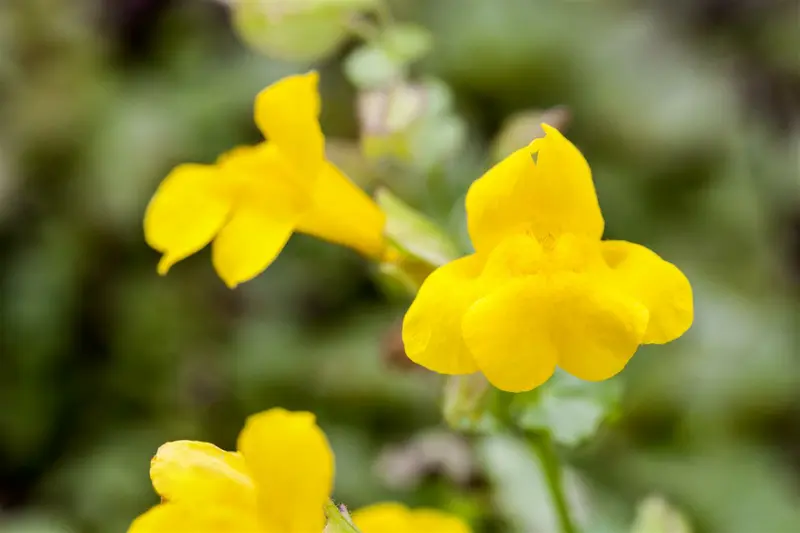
[[462, 278, 558, 392], [211, 205, 296, 289], [149, 441, 254, 506], [602, 241, 693, 344], [352, 502, 471, 533], [351, 502, 408, 532], [402, 255, 486, 375], [410, 509, 472, 533], [295, 162, 386, 258], [237, 408, 333, 533], [552, 274, 649, 381], [144, 164, 232, 274], [254, 72, 324, 179], [466, 124, 603, 253], [127, 503, 258, 533]]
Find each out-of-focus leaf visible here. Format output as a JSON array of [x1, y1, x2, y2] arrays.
[[231, 0, 366, 62], [380, 23, 433, 64], [376, 187, 462, 267], [478, 434, 589, 533], [343, 23, 432, 89], [512, 371, 622, 446], [344, 44, 403, 89], [630, 496, 692, 533]]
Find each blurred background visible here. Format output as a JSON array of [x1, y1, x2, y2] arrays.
[[0, 0, 798, 532]]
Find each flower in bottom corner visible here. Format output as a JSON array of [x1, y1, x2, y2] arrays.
[[128, 408, 471, 533], [144, 71, 386, 289], [351, 502, 471, 533], [402, 124, 694, 392]]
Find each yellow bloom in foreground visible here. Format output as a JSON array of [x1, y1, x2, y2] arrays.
[[128, 408, 470, 533], [144, 72, 385, 288], [402, 124, 693, 392]]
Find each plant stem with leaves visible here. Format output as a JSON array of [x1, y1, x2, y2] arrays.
[[528, 433, 579, 533]]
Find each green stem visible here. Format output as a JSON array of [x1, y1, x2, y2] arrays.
[[324, 500, 363, 533], [527, 433, 578, 533]]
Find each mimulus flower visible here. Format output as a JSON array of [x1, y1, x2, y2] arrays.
[[352, 502, 471, 533], [128, 408, 471, 533], [129, 408, 333, 532], [402, 125, 693, 392], [144, 72, 386, 288]]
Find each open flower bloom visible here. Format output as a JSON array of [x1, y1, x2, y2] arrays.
[[144, 72, 386, 288], [128, 408, 470, 533], [402, 125, 693, 392]]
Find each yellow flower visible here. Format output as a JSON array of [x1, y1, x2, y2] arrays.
[[352, 502, 471, 533], [144, 72, 386, 288], [127, 408, 470, 533], [402, 125, 693, 392]]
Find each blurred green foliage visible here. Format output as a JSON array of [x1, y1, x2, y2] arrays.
[[1, 1, 798, 532]]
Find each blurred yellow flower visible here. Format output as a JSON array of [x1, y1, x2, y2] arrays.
[[128, 408, 333, 532], [127, 408, 470, 533], [144, 72, 386, 288], [402, 124, 693, 392], [352, 502, 471, 533]]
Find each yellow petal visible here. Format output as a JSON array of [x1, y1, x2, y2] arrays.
[[236, 408, 333, 533], [295, 162, 386, 258], [149, 441, 254, 507], [218, 143, 309, 203], [466, 124, 603, 253], [351, 502, 409, 531], [128, 503, 259, 533], [462, 278, 558, 392], [211, 144, 309, 288], [552, 273, 650, 381], [410, 509, 472, 533], [144, 164, 232, 275], [211, 206, 296, 288], [602, 241, 693, 344], [402, 255, 486, 375], [254, 72, 325, 179], [352, 502, 471, 533]]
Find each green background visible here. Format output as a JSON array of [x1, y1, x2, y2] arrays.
[[0, 0, 798, 532]]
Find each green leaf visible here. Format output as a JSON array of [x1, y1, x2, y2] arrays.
[[376, 188, 462, 267], [512, 371, 622, 446], [477, 434, 588, 532], [232, 1, 353, 62], [344, 44, 404, 89], [343, 24, 432, 89], [380, 23, 433, 64], [631, 496, 692, 533]]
